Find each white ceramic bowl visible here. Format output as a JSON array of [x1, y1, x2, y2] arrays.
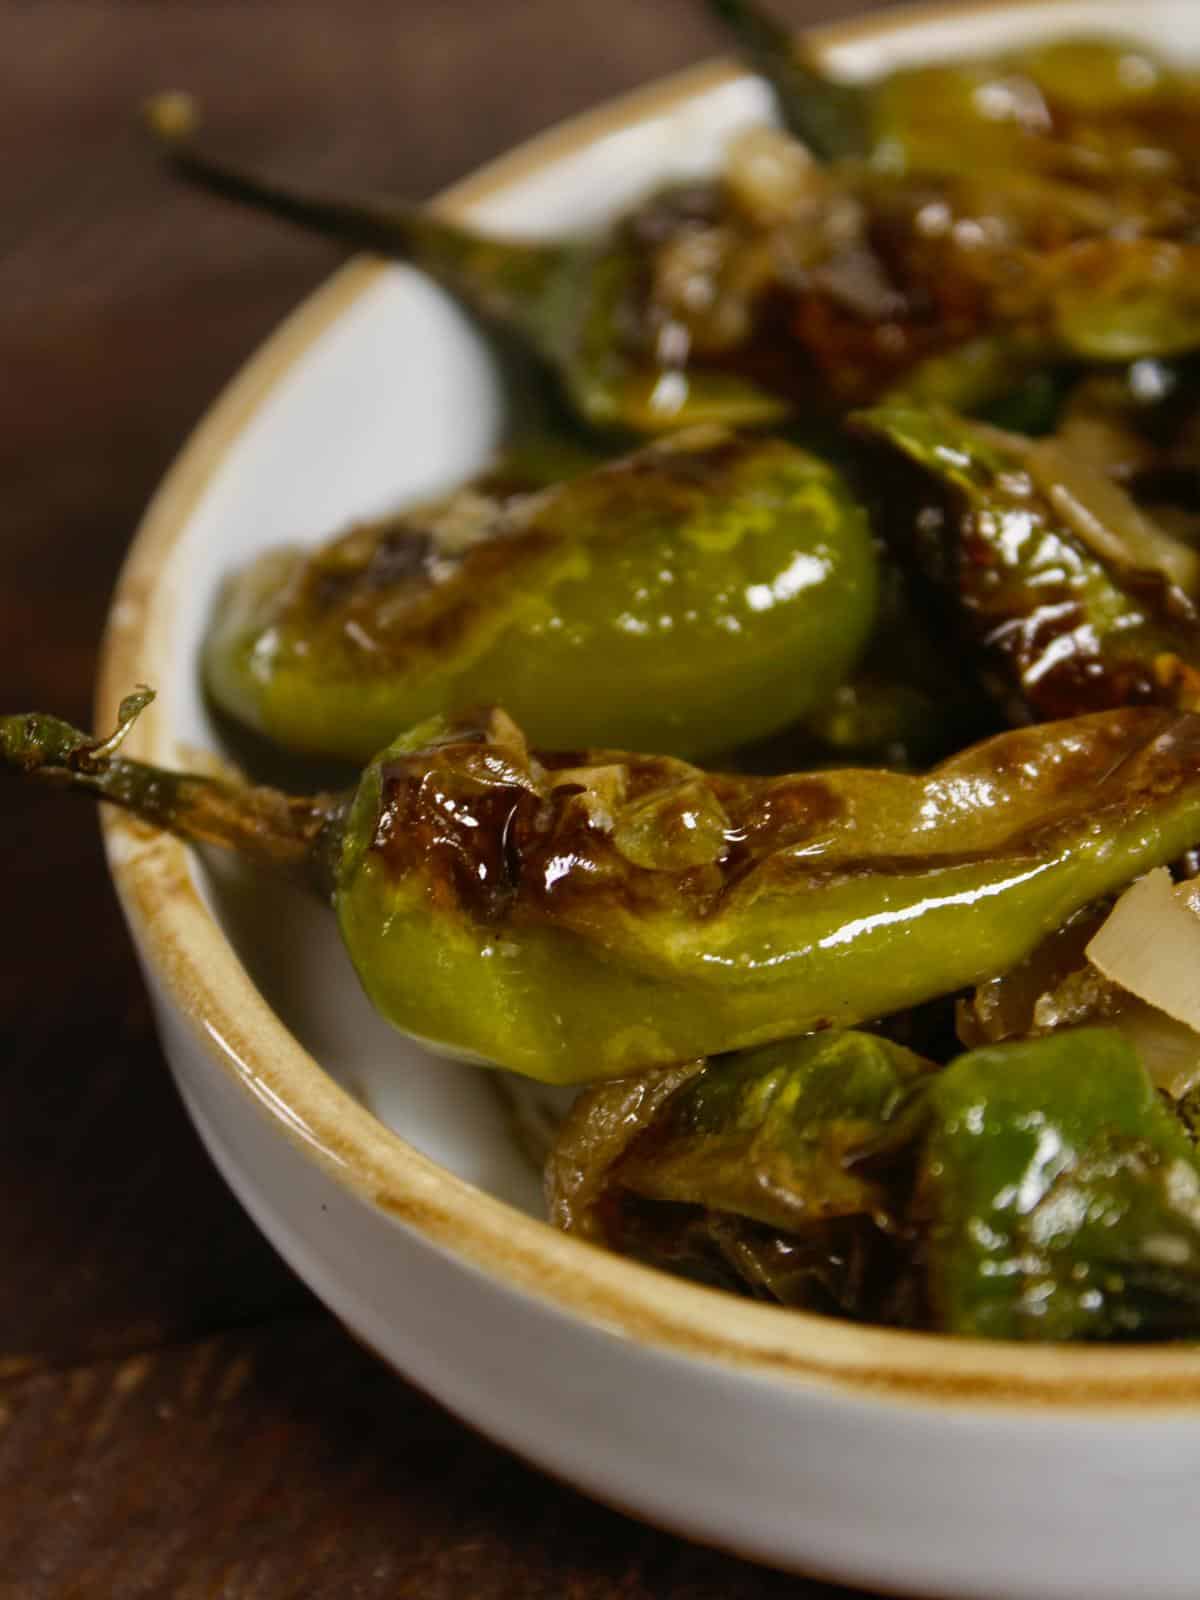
[[98, 4, 1200, 1595]]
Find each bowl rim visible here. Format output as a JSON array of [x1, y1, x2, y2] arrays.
[[98, 0, 1200, 1410]]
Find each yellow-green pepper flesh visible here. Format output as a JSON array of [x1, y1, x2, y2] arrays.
[[336, 704, 1200, 1082], [205, 429, 878, 761]]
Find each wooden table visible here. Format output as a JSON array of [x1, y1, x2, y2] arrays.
[[3, 2, 903, 1592]]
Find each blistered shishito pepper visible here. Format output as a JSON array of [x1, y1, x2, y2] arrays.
[[855, 404, 1200, 722], [204, 428, 879, 762], [549, 1021, 1200, 1335], [549, 1029, 932, 1317], [146, 69, 1200, 441], [8, 695, 1200, 1084], [708, 4, 1200, 387], [917, 1029, 1200, 1340]]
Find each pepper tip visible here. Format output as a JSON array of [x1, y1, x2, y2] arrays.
[[143, 91, 199, 146]]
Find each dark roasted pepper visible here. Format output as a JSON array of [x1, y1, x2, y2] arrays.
[[8, 695, 1200, 1085], [855, 403, 1200, 722], [149, 22, 1200, 438], [548, 1029, 932, 1318], [548, 1022, 1200, 1336], [203, 428, 879, 762]]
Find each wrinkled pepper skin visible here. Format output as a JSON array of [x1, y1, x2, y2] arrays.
[[336, 704, 1200, 1082], [149, 59, 1200, 444], [11, 697, 1200, 1088], [855, 404, 1200, 722], [566, 1030, 933, 1230], [204, 429, 878, 762], [548, 1029, 932, 1316], [917, 1029, 1200, 1340]]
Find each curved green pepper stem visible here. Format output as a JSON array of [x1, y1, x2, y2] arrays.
[[702, 0, 868, 161], [143, 93, 569, 333], [0, 690, 345, 892]]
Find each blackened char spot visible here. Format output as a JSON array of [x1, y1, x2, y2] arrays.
[[363, 528, 438, 589]]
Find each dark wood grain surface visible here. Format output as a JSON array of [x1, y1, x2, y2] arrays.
[[3, 2, 903, 1593]]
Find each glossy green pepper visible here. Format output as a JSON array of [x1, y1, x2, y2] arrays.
[[854, 403, 1200, 722], [12, 693, 1200, 1085], [548, 1028, 933, 1317], [550, 1021, 1200, 1336], [151, 24, 1200, 441], [917, 1029, 1200, 1340], [204, 428, 879, 761], [337, 706, 1200, 1080], [709, 4, 1200, 390]]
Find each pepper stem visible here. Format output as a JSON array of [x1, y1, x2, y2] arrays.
[[143, 93, 567, 332], [1, 689, 345, 892], [702, 0, 868, 163]]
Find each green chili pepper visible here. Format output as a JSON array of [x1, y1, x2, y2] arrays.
[[204, 428, 879, 762], [551, 1024, 1200, 1336], [146, 81, 1200, 445], [11, 694, 1200, 1085], [854, 403, 1200, 722], [917, 1029, 1200, 1340], [144, 94, 789, 435], [548, 1028, 932, 1316]]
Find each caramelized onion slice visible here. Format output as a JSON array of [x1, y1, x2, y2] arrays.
[[1028, 438, 1200, 599], [1087, 867, 1200, 1035], [1113, 1001, 1200, 1101]]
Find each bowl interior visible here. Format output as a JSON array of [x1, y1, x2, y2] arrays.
[[149, 0, 1200, 1221]]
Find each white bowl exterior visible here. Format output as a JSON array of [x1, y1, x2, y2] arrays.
[[106, 2, 1200, 1595], [148, 976, 1200, 1600]]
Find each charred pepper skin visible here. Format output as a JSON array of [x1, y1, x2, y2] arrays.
[[854, 404, 1200, 723], [337, 705, 1200, 1082], [10, 698, 1200, 1086], [549, 1022, 1200, 1335], [147, 44, 1200, 440], [917, 1029, 1200, 1340], [553, 1029, 932, 1232], [203, 428, 879, 763], [548, 1028, 932, 1319]]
